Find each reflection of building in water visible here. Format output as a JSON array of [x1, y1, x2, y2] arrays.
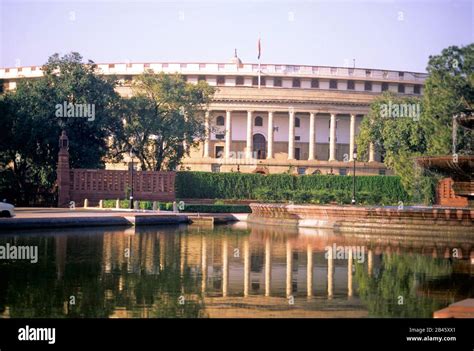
[[94, 225, 474, 318]]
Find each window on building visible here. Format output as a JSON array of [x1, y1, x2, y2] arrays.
[[211, 164, 221, 172], [382, 82, 389, 91], [347, 81, 355, 90], [216, 116, 225, 126], [398, 84, 405, 93], [297, 167, 306, 175], [261, 77, 266, 86], [398, 71, 404, 78], [217, 76, 225, 85], [414, 85, 421, 94], [215, 134, 225, 140], [274, 77, 282, 87], [311, 79, 319, 88], [365, 70, 371, 77], [330, 80, 338, 89], [295, 136, 300, 141], [252, 77, 258, 86], [198, 75, 206, 82], [295, 117, 300, 128], [364, 81, 372, 91], [254, 116, 263, 126], [339, 168, 348, 176], [292, 78, 301, 87], [236, 76, 244, 85]]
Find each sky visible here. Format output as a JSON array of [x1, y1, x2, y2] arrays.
[[1, 0, 473, 73]]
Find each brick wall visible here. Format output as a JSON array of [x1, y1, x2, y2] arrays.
[[437, 178, 468, 207], [68, 169, 175, 206]]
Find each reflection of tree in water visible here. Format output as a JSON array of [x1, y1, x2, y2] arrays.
[[0, 235, 204, 318], [108, 264, 204, 318], [355, 254, 453, 318]]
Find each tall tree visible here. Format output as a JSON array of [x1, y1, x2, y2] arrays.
[[114, 71, 215, 171], [356, 93, 431, 202], [421, 44, 473, 155], [0, 52, 122, 205]]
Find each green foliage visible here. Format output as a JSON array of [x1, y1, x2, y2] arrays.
[[102, 199, 250, 213], [356, 44, 473, 202], [0, 52, 122, 205], [175, 172, 421, 205], [355, 254, 453, 317], [421, 44, 474, 155], [113, 71, 215, 171]]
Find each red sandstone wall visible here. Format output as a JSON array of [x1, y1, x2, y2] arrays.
[[437, 178, 468, 207], [68, 169, 175, 206]]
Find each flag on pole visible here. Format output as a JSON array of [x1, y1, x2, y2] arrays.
[[257, 38, 261, 60]]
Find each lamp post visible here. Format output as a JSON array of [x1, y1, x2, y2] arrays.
[[351, 147, 357, 205], [129, 149, 135, 210]]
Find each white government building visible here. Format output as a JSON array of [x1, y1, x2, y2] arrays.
[[0, 52, 428, 175]]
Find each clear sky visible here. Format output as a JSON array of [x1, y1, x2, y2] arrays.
[[1, 0, 472, 73]]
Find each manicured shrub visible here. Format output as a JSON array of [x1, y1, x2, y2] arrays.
[[175, 172, 422, 205]]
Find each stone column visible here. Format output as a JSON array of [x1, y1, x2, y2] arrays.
[[244, 237, 250, 297], [267, 111, 274, 159], [308, 112, 316, 160], [369, 142, 375, 162], [203, 111, 210, 158], [222, 236, 229, 297], [286, 240, 292, 297], [288, 108, 295, 160], [246, 110, 253, 159], [349, 114, 356, 161], [225, 110, 232, 158], [265, 237, 272, 297], [307, 244, 313, 297], [57, 131, 71, 207], [329, 113, 336, 161]]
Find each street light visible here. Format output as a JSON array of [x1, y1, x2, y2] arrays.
[[351, 147, 357, 205], [129, 149, 135, 210]]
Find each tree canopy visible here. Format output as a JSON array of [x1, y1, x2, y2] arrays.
[[0, 52, 121, 205], [356, 44, 473, 203], [113, 71, 215, 171]]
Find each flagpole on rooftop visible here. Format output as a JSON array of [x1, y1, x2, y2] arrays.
[[258, 37, 261, 89]]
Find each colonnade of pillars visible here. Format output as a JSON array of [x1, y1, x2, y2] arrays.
[[203, 110, 376, 162]]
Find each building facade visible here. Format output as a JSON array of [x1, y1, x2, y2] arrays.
[[0, 53, 428, 175]]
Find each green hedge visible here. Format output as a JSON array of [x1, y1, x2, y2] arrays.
[[102, 199, 250, 213], [176, 172, 418, 205]]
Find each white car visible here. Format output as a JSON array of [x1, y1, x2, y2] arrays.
[[0, 202, 15, 217]]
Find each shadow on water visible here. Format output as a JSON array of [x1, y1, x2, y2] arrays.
[[0, 222, 472, 318]]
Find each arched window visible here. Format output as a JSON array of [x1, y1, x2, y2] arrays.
[[254, 116, 263, 126], [216, 116, 225, 126], [295, 117, 300, 128]]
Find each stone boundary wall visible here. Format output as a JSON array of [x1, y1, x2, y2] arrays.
[[249, 203, 473, 234]]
